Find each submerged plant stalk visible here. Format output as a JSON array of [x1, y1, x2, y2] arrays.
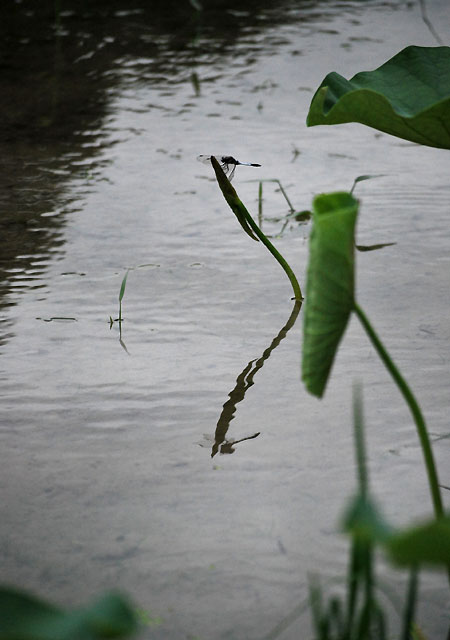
[[210, 156, 303, 301], [353, 302, 443, 519]]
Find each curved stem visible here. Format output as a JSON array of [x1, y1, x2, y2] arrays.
[[353, 302, 443, 519], [241, 208, 303, 301], [210, 155, 303, 301]]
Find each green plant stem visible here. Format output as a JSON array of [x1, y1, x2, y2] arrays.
[[401, 567, 418, 640], [274, 179, 295, 213], [353, 384, 368, 498], [241, 206, 303, 301], [353, 302, 443, 519], [210, 156, 303, 301], [258, 181, 263, 227]]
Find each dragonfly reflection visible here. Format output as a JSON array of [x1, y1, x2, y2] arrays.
[[198, 432, 260, 456], [197, 155, 261, 181]]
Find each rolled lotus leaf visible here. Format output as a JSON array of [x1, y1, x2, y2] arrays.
[[302, 192, 358, 397]]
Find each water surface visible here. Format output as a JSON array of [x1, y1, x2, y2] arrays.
[[1, 1, 450, 638]]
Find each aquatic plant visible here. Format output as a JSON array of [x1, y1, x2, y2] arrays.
[[303, 190, 444, 529], [209, 156, 303, 301], [253, 178, 311, 238], [307, 45, 450, 150], [299, 44, 450, 637], [118, 269, 129, 325], [304, 43, 450, 527], [265, 386, 449, 640], [308, 386, 450, 640], [0, 586, 138, 640]]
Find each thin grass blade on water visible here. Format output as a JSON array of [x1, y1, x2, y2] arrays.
[[119, 269, 130, 306], [350, 174, 386, 195]]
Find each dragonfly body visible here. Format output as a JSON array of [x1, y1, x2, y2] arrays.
[[197, 154, 261, 181]]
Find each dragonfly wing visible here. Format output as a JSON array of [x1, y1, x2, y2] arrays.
[[227, 164, 236, 181], [197, 154, 213, 165]]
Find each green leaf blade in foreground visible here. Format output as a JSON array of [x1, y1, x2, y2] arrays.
[[302, 192, 358, 398], [307, 46, 450, 149], [0, 587, 138, 640], [342, 494, 394, 545], [342, 499, 450, 567], [387, 515, 450, 567]]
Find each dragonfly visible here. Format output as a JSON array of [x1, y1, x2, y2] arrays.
[[197, 155, 261, 181]]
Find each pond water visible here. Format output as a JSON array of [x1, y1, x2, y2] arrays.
[[1, 0, 449, 638]]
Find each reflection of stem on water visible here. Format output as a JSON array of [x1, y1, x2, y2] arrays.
[[118, 320, 130, 355], [210, 300, 302, 457]]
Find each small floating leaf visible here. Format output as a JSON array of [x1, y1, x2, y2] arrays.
[[356, 242, 396, 252], [293, 210, 312, 222], [302, 192, 358, 397], [307, 46, 450, 149]]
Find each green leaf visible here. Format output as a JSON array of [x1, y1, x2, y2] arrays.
[[387, 515, 450, 566], [356, 242, 396, 252], [209, 156, 303, 300], [210, 156, 259, 241], [302, 192, 358, 397], [350, 174, 385, 195], [119, 270, 130, 303], [307, 46, 450, 149], [0, 587, 138, 640], [341, 495, 393, 544]]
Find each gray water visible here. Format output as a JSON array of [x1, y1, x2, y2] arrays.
[[1, 1, 449, 638]]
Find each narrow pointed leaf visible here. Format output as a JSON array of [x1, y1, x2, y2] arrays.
[[208, 156, 302, 300], [210, 156, 259, 241], [307, 46, 450, 149], [356, 242, 396, 252], [119, 270, 130, 303], [302, 192, 358, 397]]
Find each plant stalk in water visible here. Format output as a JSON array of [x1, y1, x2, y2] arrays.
[[210, 156, 303, 301], [353, 302, 443, 520], [118, 269, 130, 324]]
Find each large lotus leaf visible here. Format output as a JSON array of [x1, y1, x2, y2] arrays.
[[307, 46, 450, 149], [0, 587, 137, 640], [302, 192, 358, 398]]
